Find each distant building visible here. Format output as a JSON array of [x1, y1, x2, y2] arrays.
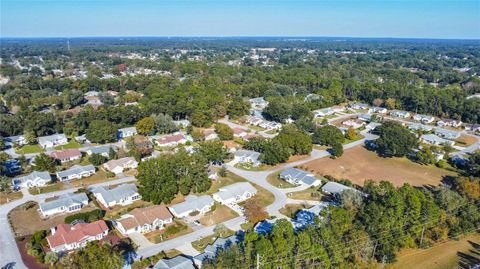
[[321, 182, 361, 199], [390, 110, 411, 119], [154, 255, 196, 269], [313, 108, 334, 118], [421, 134, 455, 146], [413, 114, 435, 124], [4, 135, 27, 148], [155, 133, 188, 147], [434, 128, 461, 140], [249, 97, 268, 110], [350, 103, 369, 110], [368, 107, 388, 114], [86, 145, 116, 158], [436, 119, 462, 128]]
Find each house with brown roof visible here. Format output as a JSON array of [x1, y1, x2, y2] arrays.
[[232, 128, 248, 138], [222, 140, 239, 153], [155, 133, 187, 147], [114, 205, 173, 235], [202, 129, 218, 141], [47, 220, 109, 253], [49, 149, 82, 163], [103, 157, 138, 175]]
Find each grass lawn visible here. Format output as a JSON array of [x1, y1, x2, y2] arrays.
[[9, 201, 98, 236], [146, 220, 192, 244], [265, 129, 278, 135], [302, 145, 457, 187], [54, 140, 83, 150], [266, 171, 296, 189], [191, 228, 236, 252], [204, 171, 247, 195], [389, 233, 480, 269], [251, 182, 275, 207], [286, 186, 322, 201], [343, 134, 365, 145], [199, 203, 239, 226], [105, 199, 153, 219], [240, 222, 255, 231], [0, 191, 23, 205], [28, 182, 65, 195], [70, 170, 119, 188], [279, 204, 308, 218], [235, 162, 270, 171], [16, 144, 45, 154]]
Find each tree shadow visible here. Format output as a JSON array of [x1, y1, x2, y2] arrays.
[[457, 240, 480, 269]]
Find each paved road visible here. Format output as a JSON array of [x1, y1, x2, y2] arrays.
[[218, 117, 277, 138], [0, 176, 135, 269]]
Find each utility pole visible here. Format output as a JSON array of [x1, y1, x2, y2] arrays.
[[256, 254, 260, 269], [381, 256, 386, 269]]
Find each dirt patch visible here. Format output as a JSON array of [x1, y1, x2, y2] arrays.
[[389, 233, 480, 269], [301, 146, 457, 187], [199, 204, 238, 226], [9, 202, 98, 236], [456, 135, 478, 147], [0, 191, 23, 205]]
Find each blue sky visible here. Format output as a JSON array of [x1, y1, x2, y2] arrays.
[[1, 0, 479, 39]]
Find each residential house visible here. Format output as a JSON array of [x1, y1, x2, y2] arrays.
[[155, 133, 187, 147], [168, 195, 215, 218], [223, 140, 239, 153], [408, 123, 433, 132], [4, 135, 27, 148], [413, 114, 435, 124], [213, 182, 257, 204], [208, 168, 218, 180], [91, 183, 141, 208], [56, 165, 96, 181], [86, 145, 116, 158], [437, 119, 462, 128], [421, 134, 455, 146], [331, 105, 346, 113], [245, 115, 263, 126], [39, 193, 89, 217], [12, 171, 51, 189], [434, 128, 461, 140], [38, 133, 68, 149], [232, 128, 248, 138], [357, 113, 372, 122], [321, 182, 360, 199], [249, 97, 268, 109], [279, 168, 320, 186], [202, 129, 218, 141], [258, 120, 281, 130], [154, 255, 196, 269], [194, 235, 241, 268], [115, 205, 173, 235], [313, 108, 334, 118], [103, 157, 138, 174], [49, 149, 82, 163], [74, 134, 89, 144], [368, 107, 388, 114], [365, 122, 382, 131], [84, 91, 99, 97], [342, 119, 365, 129], [47, 220, 109, 253], [390, 110, 411, 118], [465, 124, 480, 132], [350, 103, 369, 110], [233, 150, 261, 166], [117, 127, 137, 140]]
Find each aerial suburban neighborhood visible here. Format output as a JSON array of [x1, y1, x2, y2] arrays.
[[0, 24, 479, 269]]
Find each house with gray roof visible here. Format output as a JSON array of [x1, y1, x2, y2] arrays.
[[86, 145, 116, 157], [350, 103, 369, 110], [91, 183, 141, 208], [212, 182, 257, 204], [12, 171, 51, 189], [434, 128, 461, 140], [313, 108, 334, 118], [279, 168, 320, 186], [39, 192, 89, 217], [233, 150, 261, 166], [413, 114, 435, 124], [421, 134, 455, 146], [321, 181, 360, 199], [4, 135, 27, 148], [194, 234, 241, 268], [408, 123, 433, 132], [56, 165, 95, 182], [117, 127, 137, 139], [390, 110, 411, 119], [168, 195, 214, 218], [153, 255, 195, 269], [38, 133, 68, 149]]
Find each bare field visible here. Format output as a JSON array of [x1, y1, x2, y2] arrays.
[[301, 146, 457, 187]]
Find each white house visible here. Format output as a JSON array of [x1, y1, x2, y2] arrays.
[[390, 110, 411, 118], [313, 108, 334, 118], [47, 220, 109, 253], [12, 171, 51, 189], [368, 107, 388, 114], [321, 181, 361, 199], [202, 129, 218, 141], [434, 128, 461, 140], [413, 114, 435, 124], [115, 205, 173, 235], [342, 119, 365, 129], [249, 97, 268, 109], [4, 135, 27, 148], [91, 183, 141, 208], [212, 182, 257, 205], [408, 123, 433, 132], [103, 157, 138, 174], [168, 195, 215, 218], [233, 150, 261, 167], [117, 127, 137, 139], [245, 116, 263, 126], [56, 165, 96, 182], [279, 168, 321, 186], [258, 120, 282, 130], [39, 193, 89, 217], [437, 119, 462, 128], [38, 133, 68, 149], [421, 134, 455, 146], [350, 103, 369, 110], [155, 133, 188, 147]]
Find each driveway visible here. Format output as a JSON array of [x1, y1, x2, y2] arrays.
[[129, 232, 154, 248]]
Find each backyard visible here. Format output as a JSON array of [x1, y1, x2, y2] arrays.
[[301, 145, 457, 187], [15, 144, 45, 154]]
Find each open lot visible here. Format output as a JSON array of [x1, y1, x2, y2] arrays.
[[0, 191, 23, 205], [9, 201, 98, 236], [16, 144, 45, 154], [199, 203, 238, 226], [389, 233, 480, 269], [455, 135, 478, 147], [54, 140, 83, 150], [301, 146, 457, 187]]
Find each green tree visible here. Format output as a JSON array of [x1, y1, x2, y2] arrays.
[[33, 153, 56, 173], [152, 113, 179, 134], [375, 121, 418, 157], [135, 116, 155, 135], [89, 153, 108, 166], [330, 143, 344, 158], [227, 97, 250, 118], [260, 140, 290, 165], [313, 125, 345, 146], [214, 123, 234, 140], [86, 120, 117, 143], [198, 140, 229, 163], [56, 241, 124, 269]]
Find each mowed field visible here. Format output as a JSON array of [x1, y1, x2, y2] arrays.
[[389, 233, 480, 269], [301, 146, 457, 187]]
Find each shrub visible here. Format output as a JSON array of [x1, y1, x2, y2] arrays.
[[64, 209, 106, 224]]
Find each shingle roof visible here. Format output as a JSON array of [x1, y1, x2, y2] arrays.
[[47, 220, 108, 249], [280, 168, 318, 185], [92, 183, 138, 205], [88, 145, 116, 155], [117, 205, 172, 230], [14, 171, 50, 185], [214, 182, 257, 201], [154, 255, 195, 269], [321, 182, 355, 195], [49, 149, 82, 160], [38, 133, 66, 144], [169, 195, 214, 216], [40, 192, 88, 212], [234, 150, 260, 160], [56, 165, 95, 178]]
